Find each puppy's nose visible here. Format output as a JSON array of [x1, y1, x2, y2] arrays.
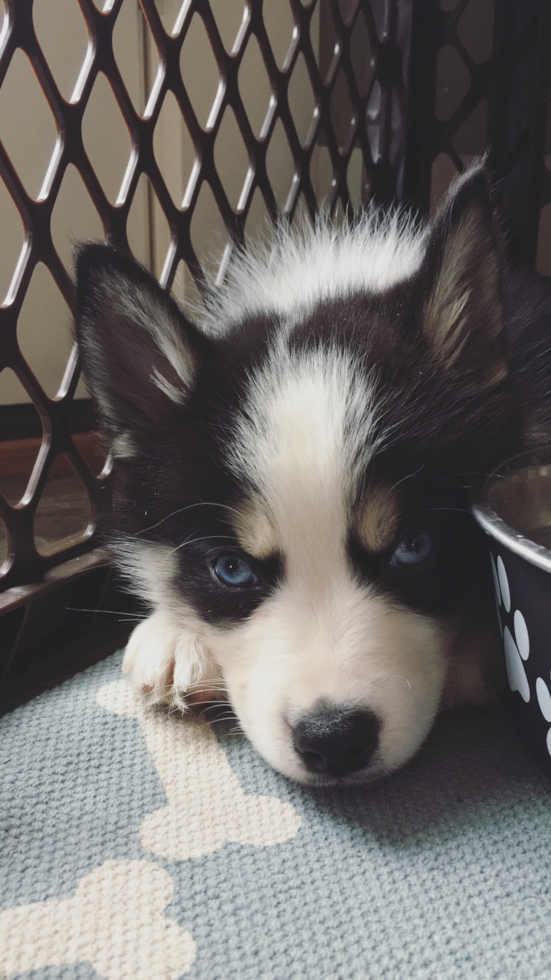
[[292, 706, 379, 777]]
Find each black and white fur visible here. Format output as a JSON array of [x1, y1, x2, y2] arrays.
[[75, 163, 551, 784]]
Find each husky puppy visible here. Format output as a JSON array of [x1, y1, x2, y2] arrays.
[[75, 163, 551, 784]]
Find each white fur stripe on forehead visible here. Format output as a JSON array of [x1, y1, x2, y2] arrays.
[[205, 209, 427, 330], [229, 345, 380, 557]]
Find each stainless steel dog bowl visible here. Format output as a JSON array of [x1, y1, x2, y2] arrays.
[[472, 452, 551, 774]]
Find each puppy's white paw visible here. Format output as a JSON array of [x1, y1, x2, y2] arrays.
[[122, 610, 223, 711]]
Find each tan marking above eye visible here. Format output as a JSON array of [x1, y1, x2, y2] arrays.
[[232, 498, 278, 560], [355, 489, 399, 554]]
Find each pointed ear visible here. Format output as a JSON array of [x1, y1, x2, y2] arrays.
[[75, 245, 208, 447], [421, 162, 507, 387]]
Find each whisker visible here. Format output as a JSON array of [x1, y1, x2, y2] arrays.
[[166, 534, 236, 559], [446, 472, 496, 479], [483, 448, 533, 473], [388, 464, 426, 494], [202, 705, 235, 714], [65, 607, 145, 618], [206, 716, 240, 726], [377, 670, 416, 689], [137, 501, 242, 537], [205, 718, 244, 733], [192, 701, 230, 710], [185, 684, 227, 693]]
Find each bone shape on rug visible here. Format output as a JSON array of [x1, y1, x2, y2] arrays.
[[0, 859, 196, 980], [97, 679, 301, 860]]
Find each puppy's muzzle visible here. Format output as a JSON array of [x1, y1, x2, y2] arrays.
[[291, 706, 380, 777]]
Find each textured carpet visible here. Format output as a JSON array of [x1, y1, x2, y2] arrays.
[[1, 650, 551, 980]]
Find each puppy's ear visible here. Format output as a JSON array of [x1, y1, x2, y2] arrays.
[[421, 162, 507, 386], [75, 245, 208, 443]]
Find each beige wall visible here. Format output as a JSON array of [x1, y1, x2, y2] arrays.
[[152, 0, 323, 305], [0, 0, 146, 405], [0, 0, 328, 406]]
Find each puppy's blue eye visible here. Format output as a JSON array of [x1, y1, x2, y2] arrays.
[[214, 554, 257, 587], [390, 531, 433, 568]]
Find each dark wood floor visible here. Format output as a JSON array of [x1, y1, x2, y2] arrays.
[[0, 432, 107, 563]]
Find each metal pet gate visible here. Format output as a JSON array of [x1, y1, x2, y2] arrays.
[[0, 0, 550, 691]]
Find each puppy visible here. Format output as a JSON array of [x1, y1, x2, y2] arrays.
[[75, 162, 551, 784]]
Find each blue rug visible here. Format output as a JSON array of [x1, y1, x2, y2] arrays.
[[1, 649, 551, 980]]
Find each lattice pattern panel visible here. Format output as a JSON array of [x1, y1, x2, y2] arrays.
[[0, 0, 413, 593], [403, 0, 551, 271]]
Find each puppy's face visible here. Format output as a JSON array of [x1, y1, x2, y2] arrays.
[[76, 163, 511, 783], [197, 347, 457, 783]]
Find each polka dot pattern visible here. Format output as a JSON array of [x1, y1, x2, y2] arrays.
[[497, 555, 511, 612], [536, 678, 551, 723], [490, 550, 551, 763]]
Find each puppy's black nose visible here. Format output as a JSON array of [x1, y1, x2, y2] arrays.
[[292, 707, 379, 777]]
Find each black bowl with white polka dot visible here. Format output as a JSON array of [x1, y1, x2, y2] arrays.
[[472, 453, 551, 776]]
